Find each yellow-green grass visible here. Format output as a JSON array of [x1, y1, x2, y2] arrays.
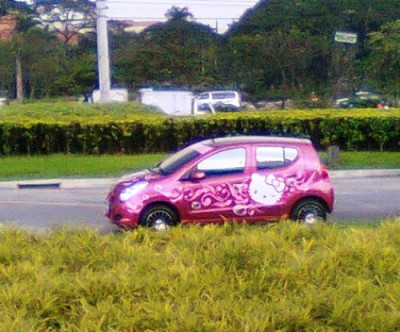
[[0, 101, 161, 124], [0, 151, 398, 181], [2, 100, 400, 124], [0, 220, 399, 331]]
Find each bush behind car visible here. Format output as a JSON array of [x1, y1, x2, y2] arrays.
[[0, 102, 400, 154]]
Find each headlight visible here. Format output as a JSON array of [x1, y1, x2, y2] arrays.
[[119, 181, 148, 202]]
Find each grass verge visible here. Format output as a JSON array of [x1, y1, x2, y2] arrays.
[[0, 220, 399, 331], [0, 151, 398, 180], [0, 153, 164, 180], [320, 151, 400, 169]]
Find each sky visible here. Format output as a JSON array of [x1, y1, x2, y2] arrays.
[[103, 0, 259, 33], [18, 0, 260, 33]]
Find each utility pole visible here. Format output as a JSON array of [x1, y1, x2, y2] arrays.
[[96, 0, 111, 102]]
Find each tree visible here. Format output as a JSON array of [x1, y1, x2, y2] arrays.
[[31, 0, 97, 97], [0, 41, 14, 92], [113, 7, 221, 88], [165, 6, 194, 21], [227, 0, 400, 98], [0, 0, 37, 102], [366, 20, 400, 96], [34, 0, 95, 45]]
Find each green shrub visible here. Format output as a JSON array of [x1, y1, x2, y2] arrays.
[[1, 102, 400, 155]]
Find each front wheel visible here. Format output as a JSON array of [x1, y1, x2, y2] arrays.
[[290, 199, 327, 225], [139, 204, 179, 231]]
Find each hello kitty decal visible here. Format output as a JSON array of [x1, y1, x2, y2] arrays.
[[249, 173, 286, 206]]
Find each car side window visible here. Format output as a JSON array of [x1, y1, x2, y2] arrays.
[[256, 147, 298, 169], [197, 148, 246, 175], [197, 93, 209, 100]]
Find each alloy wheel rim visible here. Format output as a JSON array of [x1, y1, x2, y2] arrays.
[[303, 212, 318, 225], [146, 210, 173, 230], [153, 219, 169, 231]]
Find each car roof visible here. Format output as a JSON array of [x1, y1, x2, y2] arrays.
[[198, 136, 312, 147], [201, 90, 238, 94]]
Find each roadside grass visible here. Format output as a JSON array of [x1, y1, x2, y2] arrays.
[[0, 153, 164, 180], [0, 220, 399, 331], [320, 151, 400, 169], [0, 151, 398, 180]]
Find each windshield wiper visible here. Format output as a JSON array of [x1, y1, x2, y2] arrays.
[[147, 166, 166, 175]]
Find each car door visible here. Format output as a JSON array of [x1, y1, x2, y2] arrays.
[[179, 147, 251, 224], [248, 146, 299, 220]]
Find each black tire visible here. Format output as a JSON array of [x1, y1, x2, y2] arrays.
[[139, 204, 179, 230], [290, 199, 327, 225]]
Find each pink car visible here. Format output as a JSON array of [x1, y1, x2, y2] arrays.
[[106, 136, 334, 230]]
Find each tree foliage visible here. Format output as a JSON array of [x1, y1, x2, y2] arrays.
[[113, 8, 220, 88], [0, 1, 400, 101], [366, 20, 400, 94], [34, 0, 95, 44], [226, 0, 400, 98]]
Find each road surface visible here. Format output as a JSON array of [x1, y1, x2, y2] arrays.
[[0, 176, 398, 232]]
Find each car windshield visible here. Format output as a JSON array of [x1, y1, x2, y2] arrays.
[[151, 147, 201, 175]]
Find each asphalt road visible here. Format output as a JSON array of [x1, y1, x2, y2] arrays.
[[0, 175, 399, 232]]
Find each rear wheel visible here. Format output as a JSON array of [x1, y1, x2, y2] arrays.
[[290, 199, 327, 225], [140, 204, 179, 231]]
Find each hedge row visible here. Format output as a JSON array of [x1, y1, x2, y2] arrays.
[[0, 111, 399, 155]]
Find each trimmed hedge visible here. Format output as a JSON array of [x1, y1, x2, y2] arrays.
[[0, 107, 399, 155]]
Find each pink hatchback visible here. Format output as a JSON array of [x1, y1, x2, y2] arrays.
[[106, 136, 334, 230]]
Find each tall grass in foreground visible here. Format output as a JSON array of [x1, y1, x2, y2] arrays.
[[0, 221, 399, 331]]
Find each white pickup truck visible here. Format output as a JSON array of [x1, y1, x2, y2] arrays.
[[139, 89, 242, 116], [193, 90, 242, 114]]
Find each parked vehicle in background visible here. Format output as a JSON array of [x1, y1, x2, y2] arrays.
[[138, 88, 243, 116], [336, 91, 392, 109], [193, 90, 242, 114], [106, 136, 334, 231], [138, 89, 194, 116]]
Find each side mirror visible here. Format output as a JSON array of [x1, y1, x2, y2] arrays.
[[189, 170, 206, 181]]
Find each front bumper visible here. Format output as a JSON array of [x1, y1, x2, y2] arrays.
[[106, 200, 140, 229]]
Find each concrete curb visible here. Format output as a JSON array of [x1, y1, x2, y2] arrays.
[[0, 178, 116, 190], [0, 169, 399, 189], [329, 169, 400, 179]]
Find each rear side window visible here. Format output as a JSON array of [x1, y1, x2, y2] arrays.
[[256, 147, 298, 169], [211, 92, 237, 100], [197, 148, 246, 175]]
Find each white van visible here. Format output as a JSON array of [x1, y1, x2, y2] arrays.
[[193, 90, 242, 115]]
